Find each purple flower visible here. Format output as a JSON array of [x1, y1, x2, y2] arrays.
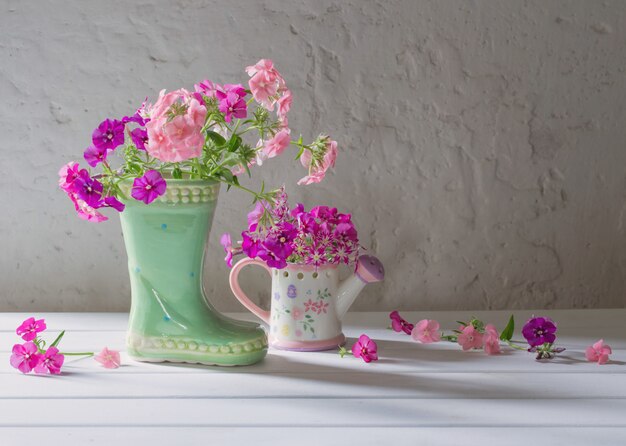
[[258, 248, 287, 269], [131, 170, 167, 204], [263, 222, 297, 260], [218, 92, 247, 123], [104, 196, 125, 212], [242, 232, 261, 258], [130, 127, 149, 151], [92, 119, 125, 151], [522, 316, 557, 347], [73, 170, 104, 208], [83, 145, 109, 167]]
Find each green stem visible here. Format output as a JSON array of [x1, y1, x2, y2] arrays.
[[60, 352, 94, 357], [506, 340, 528, 351]]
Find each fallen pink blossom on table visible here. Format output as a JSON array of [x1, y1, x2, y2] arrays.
[[457, 325, 484, 351], [10, 342, 40, 374], [585, 339, 612, 365], [94, 347, 121, 369], [16, 317, 47, 341], [351, 334, 378, 363], [483, 324, 501, 355], [411, 319, 441, 344]]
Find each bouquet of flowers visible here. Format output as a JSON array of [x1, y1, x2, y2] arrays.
[[221, 188, 361, 269], [58, 59, 338, 222]]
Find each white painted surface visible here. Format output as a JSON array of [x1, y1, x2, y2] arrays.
[[2, 1, 626, 313], [0, 310, 625, 445]]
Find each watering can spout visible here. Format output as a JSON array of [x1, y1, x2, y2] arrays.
[[336, 255, 385, 319]]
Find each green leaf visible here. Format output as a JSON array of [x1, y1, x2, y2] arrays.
[[500, 314, 515, 341], [172, 167, 183, 179], [206, 130, 227, 147], [227, 134, 242, 152], [50, 330, 66, 348]]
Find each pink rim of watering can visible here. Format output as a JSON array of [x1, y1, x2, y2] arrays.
[[229, 255, 384, 351]]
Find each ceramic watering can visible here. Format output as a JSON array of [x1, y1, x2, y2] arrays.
[[229, 255, 384, 351]]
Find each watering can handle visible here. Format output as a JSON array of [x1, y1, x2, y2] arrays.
[[229, 258, 272, 324]]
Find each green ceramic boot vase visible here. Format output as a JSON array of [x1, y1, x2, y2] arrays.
[[119, 179, 268, 366]]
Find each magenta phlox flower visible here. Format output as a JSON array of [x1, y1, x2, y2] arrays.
[[10, 342, 40, 374], [241, 232, 261, 258], [586, 339, 612, 365], [290, 203, 305, 218], [218, 92, 247, 123], [264, 222, 297, 259], [389, 311, 415, 335], [131, 170, 166, 204], [92, 118, 125, 151], [216, 83, 247, 101], [130, 127, 149, 151], [257, 247, 287, 269], [522, 316, 557, 347], [58, 162, 82, 192], [83, 145, 109, 167], [457, 325, 484, 351], [16, 317, 47, 341], [73, 170, 104, 208], [351, 334, 378, 363], [306, 244, 327, 268], [33, 346, 64, 375], [331, 243, 353, 264], [194, 79, 220, 98], [104, 196, 125, 212]]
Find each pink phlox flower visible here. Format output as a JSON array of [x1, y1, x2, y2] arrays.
[[71, 194, 108, 222], [483, 323, 501, 355], [457, 325, 484, 351], [351, 334, 378, 363], [16, 317, 47, 341], [411, 319, 441, 344], [298, 138, 338, 185], [585, 339, 612, 365], [131, 170, 167, 204], [262, 129, 291, 159], [247, 201, 267, 231], [34, 346, 64, 375], [246, 59, 285, 110], [94, 347, 121, 369], [58, 162, 82, 192], [277, 88, 292, 121], [220, 233, 234, 267], [10, 342, 41, 374]]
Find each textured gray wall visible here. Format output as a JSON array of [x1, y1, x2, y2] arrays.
[[2, 0, 626, 312]]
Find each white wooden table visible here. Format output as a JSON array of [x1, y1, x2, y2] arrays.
[[1, 310, 624, 445]]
